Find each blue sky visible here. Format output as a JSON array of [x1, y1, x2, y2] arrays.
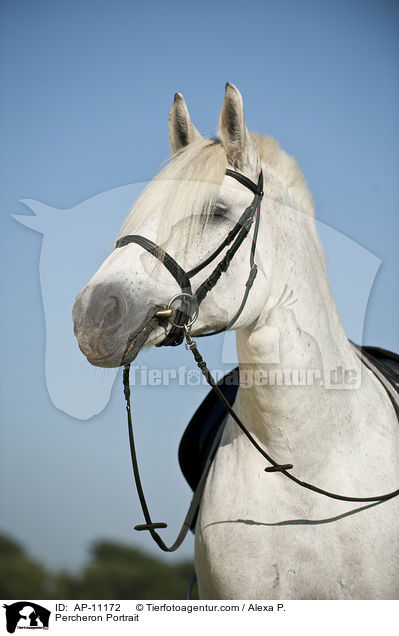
[[0, 0, 398, 571]]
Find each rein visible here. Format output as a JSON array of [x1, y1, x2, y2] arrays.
[[116, 167, 399, 553]]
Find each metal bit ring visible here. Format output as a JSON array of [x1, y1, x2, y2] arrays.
[[167, 293, 198, 329]]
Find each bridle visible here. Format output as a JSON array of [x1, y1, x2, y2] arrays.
[[115, 168, 264, 347], [115, 167, 399, 554], [115, 168, 263, 552]]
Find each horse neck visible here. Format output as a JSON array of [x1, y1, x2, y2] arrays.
[[235, 191, 360, 460]]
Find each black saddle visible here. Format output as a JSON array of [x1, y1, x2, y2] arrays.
[[178, 345, 399, 494], [359, 345, 399, 393]]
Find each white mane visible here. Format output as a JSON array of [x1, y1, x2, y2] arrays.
[[250, 132, 314, 217]]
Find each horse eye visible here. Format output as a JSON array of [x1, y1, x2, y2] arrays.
[[211, 205, 227, 218]]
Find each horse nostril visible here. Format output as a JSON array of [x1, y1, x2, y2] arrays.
[[100, 295, 123, 330], [73, 284, 128, 338]]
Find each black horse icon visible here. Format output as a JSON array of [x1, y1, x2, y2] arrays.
[[2, 602, 50, 633]]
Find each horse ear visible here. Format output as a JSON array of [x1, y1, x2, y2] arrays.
[[218, 82, 256, 170], [168, 92, 203, 155]]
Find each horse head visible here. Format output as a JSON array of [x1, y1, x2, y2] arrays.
[[73, 84, 273, 367]]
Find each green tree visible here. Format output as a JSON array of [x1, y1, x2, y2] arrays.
[[0, 534, 54, 599], [68, 540, 194, 599], [0, 533, 196, 600]]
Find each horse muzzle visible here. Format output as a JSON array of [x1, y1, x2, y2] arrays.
[[72, 282, 161, 367]]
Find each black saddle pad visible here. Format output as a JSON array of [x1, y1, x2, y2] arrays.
[[178, 367, 239, 493], [178, 345, 399, 493]]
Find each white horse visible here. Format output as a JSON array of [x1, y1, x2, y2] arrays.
[[73, 83, 399, 599]]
